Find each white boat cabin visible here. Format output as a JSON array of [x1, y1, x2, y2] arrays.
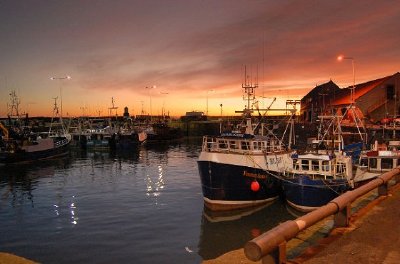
[[201, 135, 285, 154], [359, 151, 400, 172], [287, 153, 352, 180]]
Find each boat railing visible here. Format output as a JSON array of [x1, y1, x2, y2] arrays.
[[244, 167, 400, 263], [202, 136, 284, 154]]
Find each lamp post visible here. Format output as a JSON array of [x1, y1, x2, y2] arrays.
[[50, 75, 71, 118], [337, 55, 355, 104], [206, 89, 214, 116], [146, 85, 156, 120]]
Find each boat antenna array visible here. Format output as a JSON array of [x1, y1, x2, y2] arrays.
[[241, 65, 258, 117], [7, 91, 21, 119]]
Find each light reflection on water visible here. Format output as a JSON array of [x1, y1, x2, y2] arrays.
[[0, 138, 294, 263]]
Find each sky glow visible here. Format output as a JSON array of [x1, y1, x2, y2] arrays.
[[0, 0, 399, 117]]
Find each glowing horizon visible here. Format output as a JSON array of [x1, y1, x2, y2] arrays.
[[1, 1, 399, 117]]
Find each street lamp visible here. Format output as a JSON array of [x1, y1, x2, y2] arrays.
[[146, 85, 156, 120], [50, 75, 71, 118], [206, 89, 214, 116], [337, 55, 355, 104]]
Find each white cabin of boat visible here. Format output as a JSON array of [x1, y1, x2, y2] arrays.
[[285, 152, 352, 180]]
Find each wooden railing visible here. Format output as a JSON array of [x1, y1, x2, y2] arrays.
[[244, 167, 400, 263]]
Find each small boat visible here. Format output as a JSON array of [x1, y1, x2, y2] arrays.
[[282, 151, 352, 212], [70, 118, 116, 149], [281, 115, 354, 212], [146, 121, 183, 141], [353, 140, 400, 187], [111, 121, 147, 149], [0, 96, 71, 164], [197, 73, 294, 211]]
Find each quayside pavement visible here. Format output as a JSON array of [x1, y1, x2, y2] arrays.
[[204, 183, 400, 264]]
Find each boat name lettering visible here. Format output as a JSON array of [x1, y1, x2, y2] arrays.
[[243, 171, 267, 179], [269, 157, 282, 165]]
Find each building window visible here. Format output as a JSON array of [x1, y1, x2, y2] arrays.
[[387, 85, 395, 100]]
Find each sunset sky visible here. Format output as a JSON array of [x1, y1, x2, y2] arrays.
[[0, 0, 399, 117]]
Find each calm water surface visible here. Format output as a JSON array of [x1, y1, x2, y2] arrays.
[[0, 138, 294, 264]]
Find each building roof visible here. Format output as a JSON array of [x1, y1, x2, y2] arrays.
[[333, 73, 397, 105], [302, 80, 340, 101]]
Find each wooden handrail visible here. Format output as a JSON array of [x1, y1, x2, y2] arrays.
[[244, 167, 400, 262]]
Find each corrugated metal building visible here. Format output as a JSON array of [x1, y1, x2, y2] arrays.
[[300, 72, 400, 124]]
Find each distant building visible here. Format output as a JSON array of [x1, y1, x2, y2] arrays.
[[331, 72, 400, 124], [181, 111, 206, 121], [300, 72, 400, 124], [300, 80, 341, 122], [123, 106, 130, 119]]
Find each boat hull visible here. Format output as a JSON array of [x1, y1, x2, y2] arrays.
[[0, 138, 70, 164], [282, 175, 349, 212], [197, 160, 281, 211], [111, 131, 147, 149]]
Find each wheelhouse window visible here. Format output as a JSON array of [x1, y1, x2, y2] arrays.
[[369, 158, 378, 169], [229, 141, 238, 149], [336, 162, 347, 175], [381, 158, 393, 170], [311, 160, 319, 171], [241, 141, 250, 150], [261, 141, 267, 150], [218, 140, 228, 149], [322, 160, 330, 171], [253, 141, 262, 150], [301, 160, 309, 170], [360, 157, 368, 167]]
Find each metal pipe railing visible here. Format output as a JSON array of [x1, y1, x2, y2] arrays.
[[244, 167, 400, 262]]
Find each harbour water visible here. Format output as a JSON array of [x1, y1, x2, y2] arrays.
[[0, 138, 295, 264]]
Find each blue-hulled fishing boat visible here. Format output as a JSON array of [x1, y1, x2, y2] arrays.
[[281, 115, 354, 212], [197, 73, 294, 211]]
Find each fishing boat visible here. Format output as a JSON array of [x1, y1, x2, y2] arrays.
[[353, 140, 400, 187], [110, 120, 147, 149], [0, 95, 71, 164], [281, 115, 353, 212], [146, 121, 183, 141], [197, 74, 294, 211], [70, 118, 116, 149]]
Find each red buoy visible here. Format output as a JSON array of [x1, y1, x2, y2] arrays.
[[251, 181, 260, 192]]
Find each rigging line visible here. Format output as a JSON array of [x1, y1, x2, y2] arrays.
[[244, 151, 285, 181]]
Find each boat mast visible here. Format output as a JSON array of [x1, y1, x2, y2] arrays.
[[7, 91, 21, 120], [242, 65, 257, 117], [108, 97, 119, 120]]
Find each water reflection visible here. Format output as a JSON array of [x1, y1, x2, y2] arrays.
[[198, 200, 295, 260], [0, 157, 72, 208], [145, 164, 165, 198]]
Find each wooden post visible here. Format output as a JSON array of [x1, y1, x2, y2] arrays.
[[378, 182, 388, 196], [334, 204, 351, 227], [261, 242, 287, 264]]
